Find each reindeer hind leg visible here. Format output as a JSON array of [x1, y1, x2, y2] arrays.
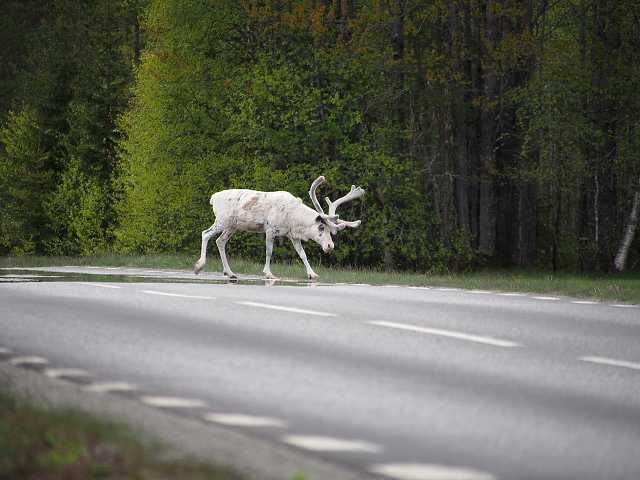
[[216, 228, 237, 278]]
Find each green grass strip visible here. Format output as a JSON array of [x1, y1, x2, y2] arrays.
[[1, 254, 639, 303]]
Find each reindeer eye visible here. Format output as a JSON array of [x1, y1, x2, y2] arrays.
[[319, 224, 325, 233]]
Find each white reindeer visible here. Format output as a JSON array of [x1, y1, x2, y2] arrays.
[[194, 176, 365, 279]]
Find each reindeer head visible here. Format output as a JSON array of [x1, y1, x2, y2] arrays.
[[308, 176, 365, 252]]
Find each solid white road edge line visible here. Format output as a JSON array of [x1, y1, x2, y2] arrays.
[[282, 435, 382, 453], [235, 301, 336, 317], [369, 462, 497, 480], [142, 290, 216, 300], [368, 321, 521, 348], [203, 413, 287, 428], [580, 356, 640, 371]]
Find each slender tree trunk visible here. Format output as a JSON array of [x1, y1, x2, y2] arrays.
[[510, 0, 536, 266], [478, 0, 498, 256], [614, 178, 640, 271], [591, 0, 620, 271], [552, 187, 561, 272], [449, 2, 471, 237], [454, 95, 470, 236], [465, 0, 481, 247], [376, 188, 395, 270], [515, 180, 537, 267]]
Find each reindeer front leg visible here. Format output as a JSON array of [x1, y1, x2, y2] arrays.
[[263, 230, 277, 279], [195, 223, 222, 274], [290, 237, 318, 280]]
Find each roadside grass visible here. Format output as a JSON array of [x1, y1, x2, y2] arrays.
[[0, 386, 245, 480], [1, 254, 639, 303]]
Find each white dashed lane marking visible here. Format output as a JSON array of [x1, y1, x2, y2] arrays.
[[139, 396, 207, 408], [235, 301, 336, 317], [1, 274, 62, 278], [282, 435, 382, 453], [203, 413, 287, 428], [498, 293, 526, 297], [85, 382, 138, 393], [370, 463, 497, 480], [9, 356, 49, 366], [368, 321, 520, 348], [142, 290, 216, 300], [611, 304, 638, 309], [79, 282, 121, 289], [44, 368, 92, 379], [571, 300, 599, 305], [580, 356, 640, 371], [531, 296, 560, 301]]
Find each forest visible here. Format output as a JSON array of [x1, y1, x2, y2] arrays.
[[1, 0, 639, 273]]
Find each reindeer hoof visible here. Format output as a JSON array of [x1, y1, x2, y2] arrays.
[[224, 271, 237, 279], [307, 273, 319, 281], [194, 261, 204, 274]]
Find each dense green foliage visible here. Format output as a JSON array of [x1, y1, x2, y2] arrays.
[[1, 0, 639, 272], [0, 0, 141, 256]]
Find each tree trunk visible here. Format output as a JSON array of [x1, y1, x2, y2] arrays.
[[375, 188, 395, 270], [517, 180, 537, 267], [614, 179, 640, 271], [464, 0, 481, 247], [449, 3, 471, 237], [478, 0, 499, 256], [591, 0, 620, 271]]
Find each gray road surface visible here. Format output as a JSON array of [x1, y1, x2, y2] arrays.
[[1, 266, 640, 480]]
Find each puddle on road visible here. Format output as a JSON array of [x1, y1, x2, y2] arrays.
[[0, 268, 329, 288]]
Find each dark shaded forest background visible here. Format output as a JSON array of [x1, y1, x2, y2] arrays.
[[1, 0, 639, 273]]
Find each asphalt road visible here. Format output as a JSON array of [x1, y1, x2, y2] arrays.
[[1, 266, 640, 480]]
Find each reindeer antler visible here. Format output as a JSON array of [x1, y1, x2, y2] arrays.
[[308, 176, 338, 222], [324, 185, 365, 230], [309, 176, 365, 230], [309, 176, 327, 215]]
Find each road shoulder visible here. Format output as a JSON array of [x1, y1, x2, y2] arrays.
[[0, 361, 369, 480]]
